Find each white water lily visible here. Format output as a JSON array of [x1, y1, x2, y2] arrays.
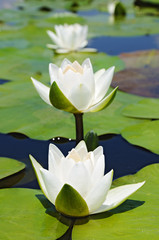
[[30, 141, 145, 217], [31, 58, 118, 113], [46, 24, 96, 53]]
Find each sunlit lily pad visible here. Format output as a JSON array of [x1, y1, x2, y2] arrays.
[[0, 157, 25, 180], [73, 163, 159, 239], [0, 52, 144, 140], [122, 98, 159, 119], [1, 164, 159, 239], [121, 120, 159, 154], [0, 188, 70, 239]]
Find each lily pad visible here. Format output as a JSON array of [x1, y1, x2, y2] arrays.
[[0, 157, 25, 180], [1, 164, 159, 239], [122, 98, 159, 119], [73, 163, 159, 239], [111, 67, 159, 98], [0, 188, 70, 240], [120, 50, 159, 69], [0, 52, 143, 140], [121, 120, 159, 154]]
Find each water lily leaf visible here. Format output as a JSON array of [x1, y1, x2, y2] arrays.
[[0, 188, 70, 240], [0, 164, 159, 239], [111, 67, 159, 98], [0, 52, 140, 140], [0, 157, 25, 180], [120, 50, 159, 69], [0, 157, 25, 188], [121, 120, 159, 154], [122, 98, 159, 119], [72, 163, 159, 240]]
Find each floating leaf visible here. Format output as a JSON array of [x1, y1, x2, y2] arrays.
[[0, 188, 70, 239], [112, 67, 159, 98], [0, 157, 25, 180], [1, 164, 159, 239], [122, 98, 159, 119], [72, 163, 159, 239], [0, 157, 25, 188], [121, 120, 159, 154]]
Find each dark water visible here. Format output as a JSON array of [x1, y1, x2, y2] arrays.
[[0, 79, 10, 84], [88, 34, 159, 55], [1, 133, 159, 189]]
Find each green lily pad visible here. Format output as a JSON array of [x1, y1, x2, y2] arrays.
[[1, 164, 159, 239], [0, 157, 25, 180], [73, 163, 159, 239], [122, 98, 159, 119], [1, 51, 143, 140], [0, 188, 70, 240], [121, 120, 159, 154]]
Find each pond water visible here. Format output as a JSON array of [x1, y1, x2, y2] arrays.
[[88, 34, 159, 55], [1, 133, 159, 189]]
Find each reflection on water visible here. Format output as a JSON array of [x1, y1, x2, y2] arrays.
[[0, 133, 159, 188]]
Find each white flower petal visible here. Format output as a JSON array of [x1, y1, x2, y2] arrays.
[[46, 44, 58, 49], [91, 155, 105, 183], [78, 48, 97, 53], [60, 157, 75, 182], [30, 155, 48, 199], [93, 146, 103, 162], [94, 66, 115, 104], [82, 58, 93, 70], [61, 58, 72, 70], [68, 83, 93, 111], [94, 69, 105, 81], [92, 181, 145, 214], [85, 170, 113, 213], [75, 140, 88, 158], [40, 168, 63, 205], [87, 87, 117, 113], [67, 162, 91, 198], [47, 30, 63, 47], [31, 77, 51, 105], [49, 63, 59, 84], [55, 48, 70, 54], [48, 144, 63, 176]]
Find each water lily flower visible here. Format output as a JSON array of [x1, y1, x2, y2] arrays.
[[30, 141, 145, 217], [46, 24, 96, 53], [31, 58, 118, 113]]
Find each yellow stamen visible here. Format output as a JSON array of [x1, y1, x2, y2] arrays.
[[63, 65, 77, 74]]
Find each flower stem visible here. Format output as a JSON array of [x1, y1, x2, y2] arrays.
[[74, 113, 84, 145]]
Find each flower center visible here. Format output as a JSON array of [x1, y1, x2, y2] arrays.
[[63, 61, 83, 74]]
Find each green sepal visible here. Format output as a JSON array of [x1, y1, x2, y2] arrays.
[[90, 86, 118, 112], [55, 184, 89, 217], [49, 81, 79, 113]]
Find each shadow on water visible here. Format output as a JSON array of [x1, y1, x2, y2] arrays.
[[0, 133, 159, 188], [88, 34, 159, 55]]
